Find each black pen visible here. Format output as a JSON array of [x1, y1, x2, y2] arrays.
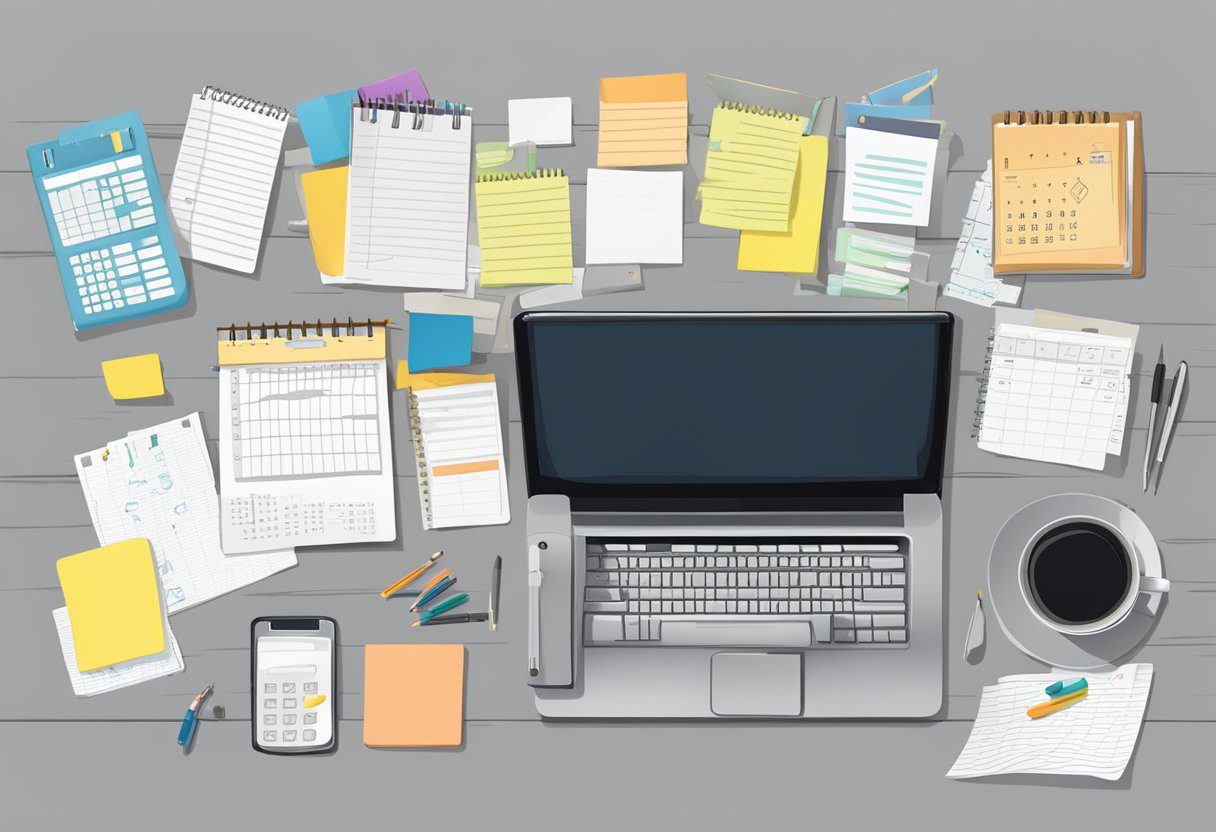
[[1142, 346, 1166, 492], [416, 612, 489, 626], [489, 555, 502, 631]]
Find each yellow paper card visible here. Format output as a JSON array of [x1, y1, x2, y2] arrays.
[[101, 353, 164, 400], [396, 360, 495, 391], [698, 105, 806, 231], [738, 136, 829, 273], [301, 166, 348, 276], [57, 539, 165, 672], [475, 172, 573, 286]]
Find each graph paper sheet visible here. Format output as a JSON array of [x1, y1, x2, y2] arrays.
[[53, 606, 184, 697], [74, 413, 296, 612], [947, 664, 1152, 781]]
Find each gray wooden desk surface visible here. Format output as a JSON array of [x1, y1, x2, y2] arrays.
[[2, 2, 1213, 829]]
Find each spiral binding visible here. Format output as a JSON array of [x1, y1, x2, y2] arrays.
[[357, 95, 470, 130], [716, 100, 799, 120], [407, 393, 434, 527], [476, 169, 564, 183], [201, 85, 289, 121], [1002, 110, 1111, 126], [970, 327, 997, 439], [217, 317, 390, 341]]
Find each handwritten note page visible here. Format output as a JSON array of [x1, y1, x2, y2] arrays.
[[948, 664, 1152, 780], [74, 414, 296, 614], [698, 105, 805, 231]]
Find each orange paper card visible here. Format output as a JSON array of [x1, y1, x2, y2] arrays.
[[363, 644, 465, 747], [598, 73, 688, 167]]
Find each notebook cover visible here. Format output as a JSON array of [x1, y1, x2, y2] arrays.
[[363, 644, 465, 747], [991, 112, 1143, 276], [57, 538, 165, 672]]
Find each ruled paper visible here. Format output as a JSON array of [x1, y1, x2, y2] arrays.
[[54, 606, 183, 697]]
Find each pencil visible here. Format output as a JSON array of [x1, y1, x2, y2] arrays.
[[379, 550, 444, 599], [1027, 688, 1088, 719]]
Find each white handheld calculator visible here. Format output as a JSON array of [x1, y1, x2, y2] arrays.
[[251, 617, 336, 755]]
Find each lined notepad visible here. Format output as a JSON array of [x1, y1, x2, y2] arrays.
[[737, 135, 828, 273], [169, 89, 288, 273], [344, 107, 472, 289], [698, 104, 806, 231], [597, 73, 688, 167], [586, 169, 683, 264], [54, 606, 183, 697], [475, 171, 573, 286]]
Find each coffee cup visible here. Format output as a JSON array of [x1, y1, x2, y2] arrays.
[[1019, 516, 1169, 636]]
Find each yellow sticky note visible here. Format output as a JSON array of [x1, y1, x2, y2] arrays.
[[474, 172, 573, 286], [57, 539, 165, 672], [396, 360, 495, 391], [737, 136, 829, 274], [301, 166, 348, 276], [698, 105, 806, 231], [101, 353, 164, 400]]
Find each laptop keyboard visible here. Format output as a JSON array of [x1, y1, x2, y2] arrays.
[[583, 539, 908, 648]]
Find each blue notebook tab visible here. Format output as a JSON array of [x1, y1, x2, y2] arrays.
[[865, 69, 938, 107], [843, 102, 932, 128], [27, 112, 189, 331], [297, 89, 356, 165], [408, 313, 474, 372]]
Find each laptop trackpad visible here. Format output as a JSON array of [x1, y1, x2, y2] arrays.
[[710, 653, 803, 717]]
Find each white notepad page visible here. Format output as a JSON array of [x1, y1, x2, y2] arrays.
[[344, 108, 472, 289], [585, 169, 683, 264], [948, 664, 1152, 781], [53, 606, 183, 697], [169, 92, 288, 273], [75, 413, 296, 613], [413, 381, 510, 529]]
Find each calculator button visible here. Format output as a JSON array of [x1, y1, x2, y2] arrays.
[[263, 715, 276, 725], [79, 287, 88, 297], [263, 698, 276, 709], [69, 255, 80, 265], [102, 302, 113, 310], [283, 731, 297, 742], [282, 683, 295, 694], [302, 694, 326, 709], [282, 714, 296, 725], [114, 299, 124, 308], [303, 730, 316, 742], [282, 698, 297, 709], [303, 713, 317, 725], [73, 266, 83, 277], [304, 682, 318, 693], [263, 731, 277, 742]]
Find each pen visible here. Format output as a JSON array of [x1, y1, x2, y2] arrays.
[[1045, 677, 1088, 698], [489, 555, 502, 631], [411, 593, 470, 625], [380, 550, 444, 599], [177, 682, 213, 747], [1142, 347, 1165, 492], [1153, 361, 1187, 492], [1026, 688, 1088, 719], [412, 612, 489, 627], [410, 574, 457, 612]]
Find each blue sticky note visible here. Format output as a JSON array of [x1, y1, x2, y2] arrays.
[[297, 89, 356, 165], [843, 102, 932, 128], [408, 313, 474, 372]]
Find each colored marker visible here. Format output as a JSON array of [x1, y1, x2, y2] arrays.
[[1045, 677, 1088, 699], [412, 593, 470, 625], [177, 682, 213, 747], [410, 575, 457, 612], [1027, 689, 1088, 719]]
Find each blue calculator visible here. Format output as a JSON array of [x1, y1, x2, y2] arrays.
[[28, 112, 188, 331]]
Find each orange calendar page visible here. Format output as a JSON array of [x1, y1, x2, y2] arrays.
[[993, 122, 1129, 272]]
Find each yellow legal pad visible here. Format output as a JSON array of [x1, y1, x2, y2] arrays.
[[737, 136, 829, 273], [57, 539, 165, 672], [301, 165, 349, 276], [698, 103, 807, 232], [101, 353, 164, 400], [474, 171, 573, 286]]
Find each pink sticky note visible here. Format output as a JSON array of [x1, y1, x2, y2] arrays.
[[358, 69, 429, 103]]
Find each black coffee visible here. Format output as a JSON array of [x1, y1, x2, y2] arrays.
[[1027, 521, 1133, 625]]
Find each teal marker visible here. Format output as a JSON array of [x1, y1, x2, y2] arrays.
[[1045, 677, 1088, 698], [419, 593, 470, 622]]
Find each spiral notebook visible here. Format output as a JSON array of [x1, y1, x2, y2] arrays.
[[474, 170, 573, 286], [168, 86, 289, 273], [398, 364, 509, 530], [697, 102, 808, 231], [344, 99, 473, 289], [992, 110, 1143, 276]]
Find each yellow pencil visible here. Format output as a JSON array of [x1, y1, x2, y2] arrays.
[[1027, 688, 1088, 719], [378, 551, 444, 599]]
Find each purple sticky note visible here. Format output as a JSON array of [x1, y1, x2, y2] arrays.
[[358, 69, 429, 104]]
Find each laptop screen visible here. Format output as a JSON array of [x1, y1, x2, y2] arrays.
[[515, 312, 953, 509]]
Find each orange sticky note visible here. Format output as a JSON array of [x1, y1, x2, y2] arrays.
[[101, 353, 164, 400], [363, 644, 465, 747], [598, 73, 688, 167]]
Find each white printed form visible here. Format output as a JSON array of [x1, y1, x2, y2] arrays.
[[414, 381, 510, 529], [945, 161, 1021, 307], [978, 324, 1133, 470]]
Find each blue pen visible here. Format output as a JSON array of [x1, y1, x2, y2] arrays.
[[410, 575, 457, 612], [177, 683, 213, 748], [417, 593, 471, 624], [1045, 677, 1088, 699]]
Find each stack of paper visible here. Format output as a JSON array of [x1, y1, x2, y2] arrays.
[[585, 169, 683, 264], [945, 161, 1021, 307], [828, 228, 918, 298], [474, 171, 573, 286], [948, 664, 1152, 781], [698, 104, 806, 231], [597, 73, 688, 167]]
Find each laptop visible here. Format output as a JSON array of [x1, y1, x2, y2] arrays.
[[515, 311, 954, 719]]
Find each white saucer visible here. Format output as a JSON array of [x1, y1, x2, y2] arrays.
[[987, 493, 1165, 670]]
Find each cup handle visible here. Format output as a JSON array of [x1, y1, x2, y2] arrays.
[[1133, 576, 1170, 617]]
